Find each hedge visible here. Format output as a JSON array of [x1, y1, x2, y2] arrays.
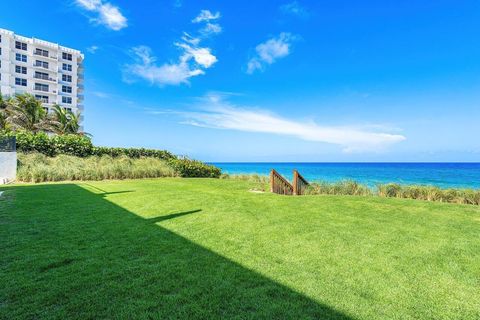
[[1, 131, 174, 160]]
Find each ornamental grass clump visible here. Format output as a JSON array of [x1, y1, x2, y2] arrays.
[[305, 180, 372, 196], [376, 183, 480, 205], [17, 153, 176, 183]]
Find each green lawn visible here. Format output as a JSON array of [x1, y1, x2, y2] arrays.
[[1, 178, 479, 319]]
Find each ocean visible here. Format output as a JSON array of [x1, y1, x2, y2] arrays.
[[211, 163, 480, 189]]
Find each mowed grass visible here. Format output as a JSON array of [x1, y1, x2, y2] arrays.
[[1, 179, 479, 319]]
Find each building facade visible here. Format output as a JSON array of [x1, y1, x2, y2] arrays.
[[0, 28, 84, 127]]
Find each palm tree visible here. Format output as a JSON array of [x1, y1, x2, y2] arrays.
[[6, 94, 52, 133], [0, 95, 11, 131], [51, 104, 90, 136]]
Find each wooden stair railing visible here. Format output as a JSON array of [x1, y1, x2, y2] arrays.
[[270, 169, 293, 195], [293, 170, 309, 195], [270, 169, 310, 196]]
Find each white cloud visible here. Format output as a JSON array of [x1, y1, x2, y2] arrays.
[[124, 42, 217, 86], [87, 45, 99, 53], [192, 10, 221, 23], [76, 0, 101, 10], [247, 33, 296, 74], [75, 0, 127, 31], [199, 23, 222, 37], [179, 94, 406, 152], [124, 10, 221, 87], [280, 1, 309, 18]]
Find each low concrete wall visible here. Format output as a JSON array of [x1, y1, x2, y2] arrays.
[[0, 152, 17, 184]]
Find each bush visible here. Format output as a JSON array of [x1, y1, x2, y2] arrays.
[[168, 158, 221, 178], [17, 153, 176, 182], [1, 131, 175, 160], [91, 146, 174, 160]]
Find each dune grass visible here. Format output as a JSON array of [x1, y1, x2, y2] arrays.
[[1, 178, 479, 319], [305, 180, 480, 205], [17, 153, 176, 182]]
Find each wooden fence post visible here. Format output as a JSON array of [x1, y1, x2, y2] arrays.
[[293, 170, 299, 195]]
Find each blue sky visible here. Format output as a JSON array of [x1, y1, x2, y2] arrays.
[[2, 0, 479, 161]]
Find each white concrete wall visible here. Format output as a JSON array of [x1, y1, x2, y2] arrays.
[[0, 152, 16, 184]]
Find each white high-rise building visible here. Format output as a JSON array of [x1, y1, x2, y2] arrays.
[[0, 28, 84, 127]]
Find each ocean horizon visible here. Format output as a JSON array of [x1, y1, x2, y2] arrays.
[[211, 162, 480, 189]]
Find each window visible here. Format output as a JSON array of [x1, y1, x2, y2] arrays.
[[34, 71, 50, 80], [62, 52, 72, 61], [62, 63, 72, 71], [62, 74, 72, 82], [35, 48, 49, 57], [35, 60, 49, 69], [35, 95, 49, 103], [62, 85, 72, 93], [35, 83, 49, 92], [15, 66, 27, 74], [62, 96, 72, 104], [15, 41, 27, 50], [15, 78, 27, 86], [15, 53, 27, 62]]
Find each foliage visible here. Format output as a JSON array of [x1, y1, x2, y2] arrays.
[[305, 180, 480, 205], [1, 93, 87, 135], [168, 158, 221, 178], [0, 95, 11, 131], [1, 131, 175, 160], [2, 131, 92, 157], [377, 183, 480, 205], [50, 105, 89, 136], [91, 146, 175, 160], [17, 153, 176, 182], [3, 94, 52, 133], [305, 180, 373, 196]]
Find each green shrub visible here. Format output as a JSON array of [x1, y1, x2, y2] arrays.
[[168, 158, 221, 178], [91, 146, 174, 160], [1, 131, 175, 160]]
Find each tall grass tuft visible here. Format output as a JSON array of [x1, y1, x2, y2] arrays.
[[377, 183, 480, 205], [17, 153, 176, 183], [303, 180, 480, 205], [305, 180, 372, 196]]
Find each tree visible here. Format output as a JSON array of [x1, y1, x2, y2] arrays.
[[0, 95, 11, 131], [51, 104, 90, 136], [6, 94, 52, 133]]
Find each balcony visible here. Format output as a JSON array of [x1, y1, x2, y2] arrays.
[[32, 63, 52, 71], [34, 52, 58, 61], [33, 88, 57, 95], [78, 84, 84, 91], [77, 94, 84, 100], [34, 75, 57, 83]]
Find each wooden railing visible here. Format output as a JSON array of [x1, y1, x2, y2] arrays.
[[270, 169, 293, 195], [293, 170, 309, 195], [270, 169, 310, 196]]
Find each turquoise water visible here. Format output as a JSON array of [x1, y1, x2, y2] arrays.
[[211, 163, 480, 189]]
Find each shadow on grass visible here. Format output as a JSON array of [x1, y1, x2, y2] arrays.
[[0, 184, 353, 319]]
